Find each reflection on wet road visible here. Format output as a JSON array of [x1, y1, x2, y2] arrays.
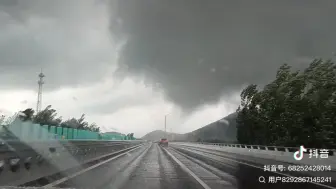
[[171, 144, 336, 189], [119, 143, 203, 189], [57, 143, 335, 189]]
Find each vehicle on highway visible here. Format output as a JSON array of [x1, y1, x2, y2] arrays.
[[159, 138, 168, 147]]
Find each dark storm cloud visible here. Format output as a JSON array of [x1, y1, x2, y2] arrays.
[[109, 0, 336, 111], [0, 0, 113, 91]]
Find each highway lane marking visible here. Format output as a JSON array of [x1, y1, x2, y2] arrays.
[[162, 146, 212, 189], [105, 143, 152, 189], [173, 145, 336, 189], [171, 147, 237, 186], [44, 143, 148, 188]]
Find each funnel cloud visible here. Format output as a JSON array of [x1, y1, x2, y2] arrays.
[[109, 0, 336, 112]]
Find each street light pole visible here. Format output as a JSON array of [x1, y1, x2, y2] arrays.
[[164, 115, 167, 133]]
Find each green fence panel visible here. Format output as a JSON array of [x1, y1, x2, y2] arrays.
[[102, 134, 108, 140], [87, 131, 92, 139], [85, 130, 90, 139], [20, 122, 27, 140], [29, 123, 36, 140], [80, 129, 85, 139], [84, 130, 89, 139], [56, 127, 63, 139], [73, 129, 78, 139], [89, 131, 96, 140], [101, 134, 108, 140], [88, 130, 92, 139], [77, 129, 84, 139], [45, 125, 51, 139], [7, 121, 22, 140], [77, 129, 82, 139], [37, 125, 42, 139], [72, 128, 75, 139], [49, 126, 56, 139], [20, 122, 32, 141], [76, 129, 80, 139], [94, 132, 99, 140], [95, 132, 99, 140], [90, 131, 95, 139], [63, 128, 68, 139], [41, 125, 49, 140], [68, 128, 74, 139], [32, 124, 41, 140], [37, 124, 42, 139], [72, 129, 75, 139], [86, 130, 90, 139], [81, 129, 86, 139], [87, 130, 92, 139]]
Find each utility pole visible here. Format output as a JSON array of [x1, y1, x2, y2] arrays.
[[164, 115, 167, 133], [36, 69, 45, 113]]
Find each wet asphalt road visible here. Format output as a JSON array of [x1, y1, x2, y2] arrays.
[[172, 144, 336, 189], [118, 143, 203, 189], [57, 143, 335, 189], [58, 143, 204, 189]]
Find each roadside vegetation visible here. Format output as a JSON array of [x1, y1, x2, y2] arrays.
[[18, 105, 100, 132], [236, 59, 336, 148]]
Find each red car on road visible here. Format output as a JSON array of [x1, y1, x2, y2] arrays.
[[159, 138, 168, 147]]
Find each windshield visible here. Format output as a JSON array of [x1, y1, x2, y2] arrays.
[[0, 1, 335, 189]]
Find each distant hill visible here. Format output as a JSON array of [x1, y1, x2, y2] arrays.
[[141, 130, 186, 141], [142, 112, 238, 143], [184, 112, 237, 142]]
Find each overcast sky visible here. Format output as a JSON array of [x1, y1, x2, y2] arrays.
[[1, 0, 335, 137]]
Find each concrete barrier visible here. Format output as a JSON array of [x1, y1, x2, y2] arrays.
[[0, 140, 145, 186]]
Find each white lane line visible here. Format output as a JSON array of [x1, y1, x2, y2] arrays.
[[172, 147, 236, 186], [174, 145, 336, 189], [44, 143, 147, 188], [106, 143, 152, 189], [162, 147, 212, 189]]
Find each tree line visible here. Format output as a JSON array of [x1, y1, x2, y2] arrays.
[[126, 133, 134, 139], [18, 105, 100, 132], [236, 58, 335, 149]]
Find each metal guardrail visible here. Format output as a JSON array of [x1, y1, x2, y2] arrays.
[[0, 139, 145, 186], [183, 142, 336, 156]]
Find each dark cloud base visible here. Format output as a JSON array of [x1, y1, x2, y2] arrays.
[[109, 0, 336, 112], [1, 0, 336, 113]]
